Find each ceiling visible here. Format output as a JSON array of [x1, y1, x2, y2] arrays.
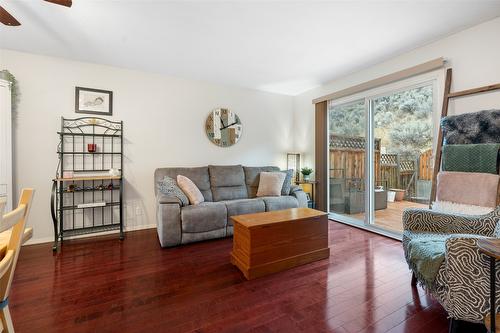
[[1, 1, 500, 95]]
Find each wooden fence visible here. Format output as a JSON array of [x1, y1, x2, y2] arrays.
[[418, 149, 433, 180], [328, 135, 380, 181], [329, 135, 433, 196]]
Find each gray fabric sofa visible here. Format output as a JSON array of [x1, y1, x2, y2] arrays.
[[155, 165, 309, 247]]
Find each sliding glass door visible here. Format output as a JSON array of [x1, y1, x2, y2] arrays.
[[328, 80, 435, 235], [371, 85, 434, 233], [328, 99, 367, 224]]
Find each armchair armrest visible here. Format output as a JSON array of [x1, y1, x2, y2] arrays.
[[402, 208, 499, 236], [445, 236, 500, 322], [290, 185, 308, 208], [156, 194, 182, 247]]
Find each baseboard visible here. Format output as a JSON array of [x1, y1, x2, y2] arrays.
[[24, 236, 54, 246], [125, 223, 157, 232], [24, 223, 157, 246]]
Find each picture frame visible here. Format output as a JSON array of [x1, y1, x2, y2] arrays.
[[75, 86, 113, 115]]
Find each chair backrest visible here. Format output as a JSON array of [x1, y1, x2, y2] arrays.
[[0, 189, 34, 300]]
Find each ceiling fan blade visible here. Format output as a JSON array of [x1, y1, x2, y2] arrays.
[[0, 6, 20, 26], [44, 0, 72, 7]]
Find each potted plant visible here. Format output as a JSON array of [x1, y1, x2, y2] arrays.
[[301, 167, 313, 181]]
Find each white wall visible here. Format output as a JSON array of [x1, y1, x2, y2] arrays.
[[3, 16, 499, 244], [0, 49, 295, 244], [294, 16, 500, 170]]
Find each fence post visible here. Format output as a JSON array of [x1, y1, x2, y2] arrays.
[[396, 154, 401, 189]]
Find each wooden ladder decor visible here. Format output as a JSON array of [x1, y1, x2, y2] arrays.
[[429, 68, 500, 207]]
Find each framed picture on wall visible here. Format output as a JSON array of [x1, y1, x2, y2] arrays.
[[75, 87, 113, 116]]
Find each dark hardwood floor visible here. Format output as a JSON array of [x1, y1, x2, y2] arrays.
[[10, 221, 450, 333]]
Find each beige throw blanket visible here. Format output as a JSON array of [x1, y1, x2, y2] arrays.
[[436, 171, 499, 208]]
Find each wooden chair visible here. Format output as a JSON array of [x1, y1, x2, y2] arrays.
[[0, 197, 6, 220], [0, 189, 34, 332]]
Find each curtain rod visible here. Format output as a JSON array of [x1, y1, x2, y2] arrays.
[[312, 57, 445, 104]]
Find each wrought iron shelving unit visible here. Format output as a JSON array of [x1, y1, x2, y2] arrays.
[[51, 117, 124, 250]]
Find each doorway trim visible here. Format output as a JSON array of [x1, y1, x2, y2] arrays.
[[326, 69, 443, 234]]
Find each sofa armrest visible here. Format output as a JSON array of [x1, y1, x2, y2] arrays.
[[289, 184, 302, 194], [402, 208, 499, 236], [157, 193, 182, 205], [156, 194, 182, 247], [290, 186, 308, 208], [445, 236, 500, 322]]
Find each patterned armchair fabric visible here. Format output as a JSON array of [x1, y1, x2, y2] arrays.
[[402, 207, 500, 323]]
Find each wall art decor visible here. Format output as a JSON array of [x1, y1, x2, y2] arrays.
[[205, 108, 242, 147], [75, 86, 113, 115]]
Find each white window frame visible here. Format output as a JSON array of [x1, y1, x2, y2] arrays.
[[327, 69, 444, 239]]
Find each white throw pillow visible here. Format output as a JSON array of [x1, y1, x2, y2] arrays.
[[177, 175, 205, 205], [432, 200, 494, 216], [256, 172, 286, 197]]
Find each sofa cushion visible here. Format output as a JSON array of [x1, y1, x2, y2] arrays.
[[177, 175, 205, 205], [155, 167, 213, 201], [181, 202, 227, 233], [261, 196, 299, 211], [221, 198, 266, 226], [243, 166, 280, 198], [257, 172, 286, 197], [209, 165, 248, 201]]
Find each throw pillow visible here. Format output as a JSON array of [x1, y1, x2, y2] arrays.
[[157, 176, 189, 206], [177, 175, 205, 205], [256, 172, 286, 197], [281, 169, 294, 195]]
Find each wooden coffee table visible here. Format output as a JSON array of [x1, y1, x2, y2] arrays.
[[230, 207, 329, 280]]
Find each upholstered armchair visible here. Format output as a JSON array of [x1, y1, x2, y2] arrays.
[[402, 207, 500, 324]]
